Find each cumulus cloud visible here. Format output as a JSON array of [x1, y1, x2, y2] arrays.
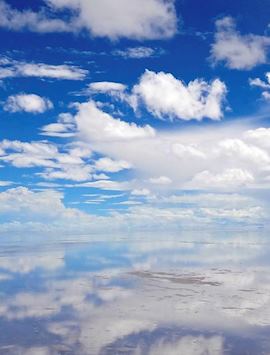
[[189, 168, 255, 189], [0, 139, 94, 182], [0, 187, 65, 217], [0, 57, 88, 80], [244, 127, 270, 148], [3, 96, 270, 192], [75, 100, 156, 142], [0, 184, 267, 235], [210, 17, 270, 70], [74, 111, 270, 191], [172, 143, 206, 159], [149, 176, 172, 185], [0, 137, 130, 182], [4, 93, 53, 114], [40, 164, 93, 182], [132, 70, 227, 121], [0, 140, 59, 168], [249, 75, 270, 90], [95, 157, 132, 173], [217, 138, 270, 165], [0, 186, 107, 234], [1, 92, 270, 231], [0, 0, 178, 40]]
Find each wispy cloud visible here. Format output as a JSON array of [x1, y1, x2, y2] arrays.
[[112, 46, 165, 59], [0, 56, 88, 80]]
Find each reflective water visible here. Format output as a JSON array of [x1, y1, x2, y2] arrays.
[[0, 231, 270, 354]]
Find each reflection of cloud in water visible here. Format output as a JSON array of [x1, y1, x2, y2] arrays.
[[0, 252, 64, 274], [139, 335, 224, 355], [105, 332, 224, 355], [0, 235, 270, 353], [100, 326, 270, 355], [2, 346, 71, 354]]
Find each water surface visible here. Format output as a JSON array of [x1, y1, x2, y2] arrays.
[[0, 232, 270, 354]]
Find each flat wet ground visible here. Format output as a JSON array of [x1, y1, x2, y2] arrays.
[[0, 231, 270, 354]]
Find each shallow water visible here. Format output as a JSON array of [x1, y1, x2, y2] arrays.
[[0, 232, 270, 354]]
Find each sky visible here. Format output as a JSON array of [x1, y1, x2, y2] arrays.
[[0, 0, 270, 235]]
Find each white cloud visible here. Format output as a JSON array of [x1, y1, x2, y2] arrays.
[[0, 140, 59, 168], [0, 185, 267, 235], [4, 93, 53, 113], [189, 168, 255, 189], [0, 180, 13, 187], [116, 200, 142, 206], [40, 113, 76, 137], [0, 139, 94, 182], [210, 17, 270, 70], [132, 70, 227, 120], [3, 104, 270, 192], [244, 127, 270, 148], [40, 164, 93, 182], [48, 0, 177, 40], [40, 123, 75, 137], [131, 188, 151, 196], [0, 0, 71, 33], [159, 192, 255, 209], [172, 143, 206, 159], [249, 77, 270, 90], [0, 67, 15, 79], [75, 100, 156, 142], [262, 91, 270, 100], [249, 72, 270, 99], [74, 109, 270, 191], [88, 81, 127, 93], [18, 63, 87, 80], [112, 46, 160, 59], [95, 157, 132, 173], [0, 187, 119, 234], [149, 176, 172, 185], [0, 0, 178, 40], [217, 138, 270, 165], [0, 187, 65, 216], [2, 91, 270, 231], [78, 179, 130, 191], [0, 57, 88, 80], [201, 206, 263, 219]]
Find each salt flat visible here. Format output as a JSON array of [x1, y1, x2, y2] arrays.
[[0, 232, 269, 354]]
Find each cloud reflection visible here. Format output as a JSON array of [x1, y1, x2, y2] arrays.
[[0, 233, 269, 354]]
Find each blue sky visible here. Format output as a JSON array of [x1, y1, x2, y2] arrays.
[[0, 0, 270, 234]]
